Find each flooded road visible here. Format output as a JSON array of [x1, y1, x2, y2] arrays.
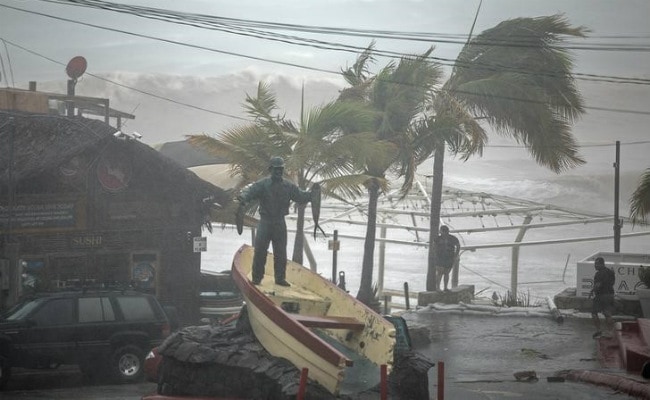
[[1, 366, 156, 399]]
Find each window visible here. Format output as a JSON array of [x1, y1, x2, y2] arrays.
[[116, 296, 155, 321], [78, 297, 115, 322], [102, 297, 115, 320], [5, 298, 45, 321], [31, 298, 75, 326]]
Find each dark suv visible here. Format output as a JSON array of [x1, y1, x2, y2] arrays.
[[0, 290, 171, 389]]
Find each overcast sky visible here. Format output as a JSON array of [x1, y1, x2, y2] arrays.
[[0, 0, 649, 151]]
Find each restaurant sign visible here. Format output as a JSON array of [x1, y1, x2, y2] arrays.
[[70, 234, 103, 249], [0, 201, 80, 231]]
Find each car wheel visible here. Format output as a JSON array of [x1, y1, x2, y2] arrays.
[[110, 345, 145, 383], [0, 362, 10, 390]]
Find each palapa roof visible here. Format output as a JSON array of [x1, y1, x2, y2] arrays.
[[0, 110, 231, 208]]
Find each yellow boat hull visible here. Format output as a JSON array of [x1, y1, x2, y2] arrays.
[[232, 244, 395, 395]]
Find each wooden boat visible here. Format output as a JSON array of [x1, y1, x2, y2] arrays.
[[231, 244, 396, 396]]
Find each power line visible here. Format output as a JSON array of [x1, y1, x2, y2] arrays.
[[30, 0, 650, 85], [4, 37, 650, 121], [4, 2, 650, 87], [2, 3, 650, 120], [39, 0, 650, 52], [1, 39, 249, 121], [485, 140, 650, 149]]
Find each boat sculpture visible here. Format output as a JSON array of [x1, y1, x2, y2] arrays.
[[231, 244, 396, 396]]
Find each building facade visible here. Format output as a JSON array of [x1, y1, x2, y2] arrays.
[[0, 110, 230, 324]]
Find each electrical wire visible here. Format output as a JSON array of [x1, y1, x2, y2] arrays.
[[38, 0, 650, 51], [4, 37, 650, 124], [1, 3, 649, 122], [3, 2, 650, 87]]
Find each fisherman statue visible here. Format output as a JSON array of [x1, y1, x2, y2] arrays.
[[236, 156, 322, 287]]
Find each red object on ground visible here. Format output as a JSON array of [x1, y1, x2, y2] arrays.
[[142, 395, 244, 400], [437, 361, 445, 400], [596, 318, 650, 374], [566, 370, 650, 399], [297, 367, 308, 400], [144, 347, 162, 383], [380, 364, 388, 400], [586, 317, 650, 398]]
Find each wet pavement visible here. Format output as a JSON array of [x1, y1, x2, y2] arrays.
[[2, 311, 647, 399], [402, 308, 646, 399], [1, 365, 156, 399]]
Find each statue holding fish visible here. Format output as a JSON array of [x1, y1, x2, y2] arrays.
[[235, 156, 322, 287]]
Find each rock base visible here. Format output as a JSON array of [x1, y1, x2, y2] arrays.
[[157, 306, 433, 399]]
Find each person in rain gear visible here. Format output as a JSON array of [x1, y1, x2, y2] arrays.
[[236, 157, 318, 286], [434, 225, 461, 291], [590, 256, 615, 338]]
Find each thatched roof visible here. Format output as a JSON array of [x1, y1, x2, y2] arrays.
[[155, 140, 227, 168], [0, 110, 231, 208]]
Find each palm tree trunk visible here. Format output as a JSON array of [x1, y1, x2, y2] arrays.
[[426, 145, 445, 291], [357, 179, 380, 305], [292, 204, 306, 264]]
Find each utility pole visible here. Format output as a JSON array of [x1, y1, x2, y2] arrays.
[[614, 140, 621, 252]]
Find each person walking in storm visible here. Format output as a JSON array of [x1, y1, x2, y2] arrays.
[[434, 225, 461, 291], [236, 156, 317, 287], [590, 256, 615, 338]]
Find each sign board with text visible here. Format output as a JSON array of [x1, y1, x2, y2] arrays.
[[193, 237, 207, 252], [0, 198, 85, 232]]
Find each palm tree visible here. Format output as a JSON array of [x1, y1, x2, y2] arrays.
[[188, 82, 387, 264], [425, 15, 588, 290], [630, 169, 650, 225], [340, 44, 444, 304]]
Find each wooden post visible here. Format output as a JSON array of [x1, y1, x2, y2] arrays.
[[511, 215, 533, 299], [380, 364, 388, 400], [378, 225, 387, 295], [404, 282, 410, 310], [614, 140, 621, 252], [66, 79, 76, 116], [331, 230, 338, 282], [437, 361, 445, 400], [297, 367, 308, 400]]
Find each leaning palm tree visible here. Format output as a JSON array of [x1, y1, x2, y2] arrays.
[[630, 169, 650, 225], [340, 44, 444, 304], [425, 15, 588, 289], [188, 82, 387, 264]]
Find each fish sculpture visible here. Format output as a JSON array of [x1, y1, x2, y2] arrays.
[[311, 182, 326, 239], [235, 203, 244, 235]]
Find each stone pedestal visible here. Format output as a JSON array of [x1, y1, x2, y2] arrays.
[[417, 284, 475, 307]]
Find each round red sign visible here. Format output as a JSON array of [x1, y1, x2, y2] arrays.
[[66, 56, 87, 79]]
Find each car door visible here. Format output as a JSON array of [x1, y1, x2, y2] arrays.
[[20, 297, 76, 365], [75, 295, 116, 361]]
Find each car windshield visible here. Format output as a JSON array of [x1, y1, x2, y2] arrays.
[[3, 298, 46, 321]]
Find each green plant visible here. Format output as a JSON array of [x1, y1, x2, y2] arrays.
[[493, 289, 541, 308], [638, 266, 650, 288]]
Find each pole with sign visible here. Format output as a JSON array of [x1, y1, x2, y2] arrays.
[[193, 237, 207, 252], [329, 230, 339, 283]]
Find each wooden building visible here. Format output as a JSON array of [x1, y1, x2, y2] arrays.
[[0, 109, 230, 324]]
